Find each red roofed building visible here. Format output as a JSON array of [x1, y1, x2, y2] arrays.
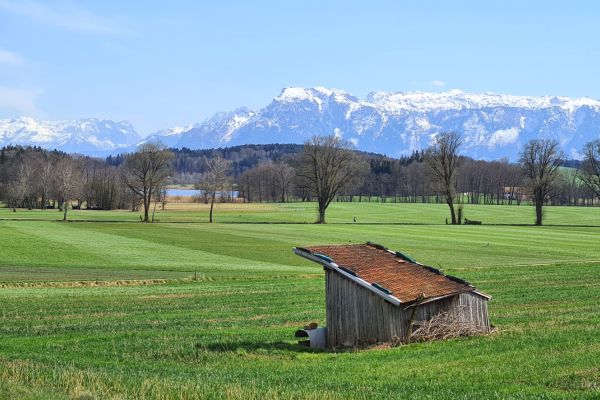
[[294, 242, 490, 348]]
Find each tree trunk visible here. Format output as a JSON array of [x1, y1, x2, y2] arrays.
[[317, 203, 326, 224], [535, 200, 543, 226], [139, 187, 148, 222], [63, 200, 68, 221], [209, 192, 216, 223], [448, 200, 457, 224], [143, 197, 150, 222]]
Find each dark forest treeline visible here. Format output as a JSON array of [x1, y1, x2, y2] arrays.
[[107, 144, 425, 183], [107, 144, 305, 181]]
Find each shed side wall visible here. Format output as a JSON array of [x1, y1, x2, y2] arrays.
[[455, 292, 490, 332], [326, 269, 406, 347], [325, 271, 490, 347], [413, 292, 490, 332]]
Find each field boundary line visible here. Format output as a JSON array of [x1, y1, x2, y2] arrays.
[[0, 273, 323, 288], [452, 259, 600, 271], [1, 218, 600, 227], [0, 278, 172, 289]]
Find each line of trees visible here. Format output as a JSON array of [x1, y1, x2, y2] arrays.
[[0, 146, 130, 219], [2, 136, 600, 225], [0, 144, 172, 222], [234, 143, 598, 208], [234, 135, 600, 225]]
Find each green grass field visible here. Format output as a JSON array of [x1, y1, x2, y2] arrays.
[[2, 201, 600, 225], [0, 203, 599, 399]]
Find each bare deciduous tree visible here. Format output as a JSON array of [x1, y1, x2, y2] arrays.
[[272, 162, 295, 202], [54, 157, 81, 221], [36, 154, 56, 209], [519, 139, 562, 226], [7, 153, 37, 209], [425, 132, 463, 224], [298, 135, 366, 224], [202, 156, 231, 223], [121, 143, 173, 222], [581, 140, 600, 201]]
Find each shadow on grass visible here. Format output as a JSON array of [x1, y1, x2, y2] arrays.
[[195, 340, 334, 354]]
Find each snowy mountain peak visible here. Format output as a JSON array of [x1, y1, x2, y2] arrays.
[[0, 117, 141, 155], [206, 107, 254, 124], [276, 87, 356, 104], [153, 125, 194, 137]]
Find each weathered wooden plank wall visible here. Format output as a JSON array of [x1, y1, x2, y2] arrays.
[[325, 270, 490, 347], [326, 269, 404, 346], [456, 292, 490, 331]]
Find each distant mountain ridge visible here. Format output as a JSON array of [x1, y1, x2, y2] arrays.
[[2, 88, 600, 160], [0, 117, 140, 156], [144, 87, 600, 160]]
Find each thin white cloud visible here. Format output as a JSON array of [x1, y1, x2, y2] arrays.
[[0, 87, 43, 116], [0, 49, 24, 66], [429, 80, 446, 87], [0, 0, 127, 35]]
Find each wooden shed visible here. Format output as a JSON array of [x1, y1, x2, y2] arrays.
[[293, 242, 490, 348]]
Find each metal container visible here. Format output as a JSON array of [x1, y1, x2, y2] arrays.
[[294, 327, 327, 349]]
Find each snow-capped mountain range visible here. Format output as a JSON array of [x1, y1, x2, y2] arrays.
[[0, 117, 140, 155], [3, 88, 600, 160]]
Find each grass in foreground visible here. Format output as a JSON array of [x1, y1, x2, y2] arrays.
[[0, 204, 599, 399]]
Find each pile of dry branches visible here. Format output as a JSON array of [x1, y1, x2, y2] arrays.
[[410, 306, 484, 342]]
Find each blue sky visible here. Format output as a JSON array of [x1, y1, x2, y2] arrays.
[[1, 0, 599, 135]]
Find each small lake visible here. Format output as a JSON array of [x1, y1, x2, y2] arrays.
[[167, 188, 239, 198]]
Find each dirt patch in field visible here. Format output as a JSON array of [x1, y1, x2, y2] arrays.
[[163, 202, 279, 213], [0, 279, 169, 289], [139, 293, 195, 300], [249, 314, 267, 320], [41, 312, 129, 320], [549, 367, 599, 391], [0, 311, 130, 321]]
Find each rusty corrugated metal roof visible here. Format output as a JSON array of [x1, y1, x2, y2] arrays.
[[302, 243, 478, 304]]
